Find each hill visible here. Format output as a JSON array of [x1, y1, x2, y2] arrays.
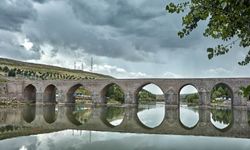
[[0, 57, 112, 82]]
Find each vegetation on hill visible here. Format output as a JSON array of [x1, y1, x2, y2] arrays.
[[180, 93, 199, 105], [0, 58, 112, 80], [138, 89, 157, 102]]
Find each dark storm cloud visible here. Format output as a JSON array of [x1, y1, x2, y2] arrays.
[[0, 30, 41, 60], [32, 0, 49, 3], [0, 0, 36, 32], [0, 0, 204, 62]]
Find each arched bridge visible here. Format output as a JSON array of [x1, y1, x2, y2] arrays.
[[4, 78, 250, 107]]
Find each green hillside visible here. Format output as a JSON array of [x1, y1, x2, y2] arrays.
[[0, 57, 112, 81]]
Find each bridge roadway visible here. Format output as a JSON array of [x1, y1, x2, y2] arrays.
[[4, 78, 250, 106], [0, 105, 250, 139]]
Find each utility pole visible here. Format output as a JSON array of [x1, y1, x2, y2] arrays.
[[81, 62, 84, 71], [74, 61, 76, 70], [90, 57, 93, 72]]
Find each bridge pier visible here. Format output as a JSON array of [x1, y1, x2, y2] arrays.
[[233, 92, 247, 107], [165, 90, 178, 106], [124, 90, 137, 104], [36, 92, 43, 103], [199, 91, 210, 107]]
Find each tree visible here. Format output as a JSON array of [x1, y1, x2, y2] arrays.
[[3, 66, 9, 72], [8, 69, 16, 77], [166, 0, 250, 65], [239, 85, 250, 101]]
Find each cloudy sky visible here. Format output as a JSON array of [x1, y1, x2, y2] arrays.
[[0, 0, 250, 78]]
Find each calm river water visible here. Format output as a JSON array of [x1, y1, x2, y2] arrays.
[[0, 103, 250, 150]]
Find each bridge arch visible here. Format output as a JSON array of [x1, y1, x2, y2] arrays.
[[66, 83, 92, 103], [43, 84, 58, 103], [178, 83, 200, 106], [24, 84, 36, 103], [100, 83, 125, 104], [178, 84, 200, 128], [134, 82, 165, 104], [210, 82, 234, 106]]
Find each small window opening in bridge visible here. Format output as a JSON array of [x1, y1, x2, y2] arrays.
[[102, 83, 125, 105], [179, 85, 199, 128], [210, 83, 233, 107], [102, 106, 125, 127], [43, 84, 58, 103], [24, 84, 36, 103], [67, 84, 92, 104], [43, 104, 58, 124], [136, 83, 165, 128], [210, 107, 232, 130]]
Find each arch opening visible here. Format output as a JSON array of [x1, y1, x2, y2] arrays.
[[210, 83, 233, 130], [136, 83, 165, 105], [210, 83, 233, 107], [179, 84, 199, 128], [136, 83, 165, 128], [101, 83, 125, 105], [67, 84, 92, 104], [24, 84, 36, 103], [43, 84, 58, 103]]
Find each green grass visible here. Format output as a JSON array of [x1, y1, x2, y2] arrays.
[[0, 57, 113, 80]]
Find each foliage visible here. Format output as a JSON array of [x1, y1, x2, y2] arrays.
[[105, 107, 124, 121], [239, 85, 250, 100], [2, 66, 9, 72], [7, 69, 16, 77], [0, 58, 112, 80], [75, 87, 91, 95], [211, 84, 231, 100], [166, 0, 250, 65], [185, 93, 199, 104], [105, 84, 125, 103], [211, 108, 232, 124], [138, 89, 156, 102]]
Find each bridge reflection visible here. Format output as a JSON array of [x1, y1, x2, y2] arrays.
[[0, 104, 250, 140]]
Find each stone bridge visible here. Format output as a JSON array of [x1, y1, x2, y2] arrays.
[[0, 105, 250, 139], [3, 78, 250, 107]]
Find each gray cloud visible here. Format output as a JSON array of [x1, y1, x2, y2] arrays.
[[18, 0, 204, 63], [0, 0, 36, 32], [0, 30, 41, 60], [1, 0, 250, 78]]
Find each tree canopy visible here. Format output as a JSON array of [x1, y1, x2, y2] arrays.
[[166, 0, 250, 65]]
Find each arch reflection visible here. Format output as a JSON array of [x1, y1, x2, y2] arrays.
[[22, 104, 36, 123], [101, 106, 125, 127], [136, 103, 165, 128], [66, 105, 83, 126], [210, 107, 233, 131], [43, 104, 58, 124]]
